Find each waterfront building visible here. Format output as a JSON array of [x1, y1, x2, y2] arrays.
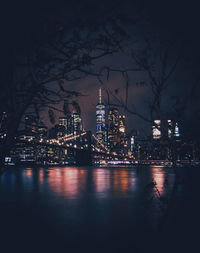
[[152, 120, 162, 139], [167, 120, 173, 138], [174, 122, 180, 137], [107, 107, 119, 152], [152, 119, 180, 140], [96, 88, 106, 144]]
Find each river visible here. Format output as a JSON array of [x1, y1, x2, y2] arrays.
[[0, 165, 196, 252]]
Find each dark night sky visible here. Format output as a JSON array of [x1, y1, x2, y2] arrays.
[[1, 0, 200, 138]]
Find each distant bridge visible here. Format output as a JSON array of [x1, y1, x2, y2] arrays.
[[15, 131, 133, 166]]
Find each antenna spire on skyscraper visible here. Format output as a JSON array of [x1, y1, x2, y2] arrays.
[[99, 87, 102, 104]]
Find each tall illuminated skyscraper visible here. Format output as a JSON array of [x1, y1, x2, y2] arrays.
[[107, 107, 119, 151], [96, 88, 106, 144], [118, 115, 128, 155]]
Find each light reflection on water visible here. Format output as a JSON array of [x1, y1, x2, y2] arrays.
[[93, 169, 110, 197], [47, 167, 87, 198], [0, 166, 174, 200], [151, 166, 166, 195], [0, 165, 176, 251]]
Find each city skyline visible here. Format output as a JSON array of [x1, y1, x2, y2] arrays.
[[1, 1, 200, 252], [2, 86, 195, 167]]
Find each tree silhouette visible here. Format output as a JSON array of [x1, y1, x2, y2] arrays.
[[0, 1, 130, 166]]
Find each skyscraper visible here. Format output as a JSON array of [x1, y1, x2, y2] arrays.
[[167, 120, 173, 138], [96, 88, 106, 144], [71, 112, 83, 136], [174, 122, 180, 137], [130, 136, 135, 153], [119, 115, 126, 134], [118, 115, 128, 155], [107, 107, 119, 151], [152, 120, 161, 139]]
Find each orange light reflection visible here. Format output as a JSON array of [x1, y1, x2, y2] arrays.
[[93, 169, 110, 196], [151, 166, 165, 195], [48, 167, 87, 199]]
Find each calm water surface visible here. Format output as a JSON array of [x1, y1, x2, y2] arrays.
[[0, 166, 175, 252]]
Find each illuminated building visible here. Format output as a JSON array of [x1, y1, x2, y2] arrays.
[[59, 112, 83, 136], [118, 115, 128, 155], [71, 112, 83, 136], [59, 116, 71, 134], [152, 120, 161, 139], [174, 122, 180, 137], [17, 130, 35, 141], [167, 120, 180, 138], [130, 136, 135, 154], [107, 107, 119, 151], [96, 88, 106, 144], [11, 144, 36, 164], [37, 122, 47, 139], [119, 115, 125, 133], [167, 120, 173, 138], [59, 116, 68, 128], [152, 119, 181, 140]]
